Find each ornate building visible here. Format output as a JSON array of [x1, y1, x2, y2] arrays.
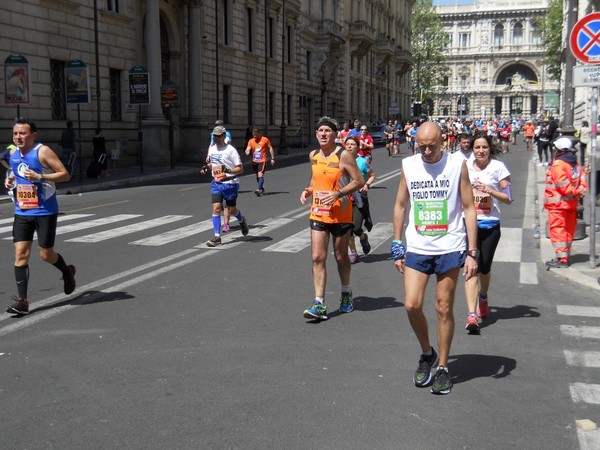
[[0, 0, 412, 166], [432, 0, 559, 120]]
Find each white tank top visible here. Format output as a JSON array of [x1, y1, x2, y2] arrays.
[[402, 152, 466, 255]]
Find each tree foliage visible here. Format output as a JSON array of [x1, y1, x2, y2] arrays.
[[411, 0, 448, 104], [537, 0, 563, 81]]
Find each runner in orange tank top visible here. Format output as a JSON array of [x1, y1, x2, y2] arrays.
[[300, 116, 364, 320]]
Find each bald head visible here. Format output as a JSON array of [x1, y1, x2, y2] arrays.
[[415, 121, 442, 144], [415, 121, 443, 163]]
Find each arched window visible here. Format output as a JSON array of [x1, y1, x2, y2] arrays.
[[530, 22, 541, 45], [513, 22, 523, 45], [494, 23, 504, 46]]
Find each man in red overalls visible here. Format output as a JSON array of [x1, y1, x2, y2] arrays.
[[544, 137, 587, 268]]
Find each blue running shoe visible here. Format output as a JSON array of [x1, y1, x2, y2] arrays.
[[339, 291, 354, 313], [303, 301, 328, 320]]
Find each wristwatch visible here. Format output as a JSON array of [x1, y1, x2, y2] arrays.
[[468, 249, 480, 258]]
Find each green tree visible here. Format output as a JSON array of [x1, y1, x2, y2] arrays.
[[537, 0, 563, 81], [411, 0, 448, 111]]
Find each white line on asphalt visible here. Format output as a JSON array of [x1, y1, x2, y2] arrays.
[[519, 262, 538, 285], [557, 305, 600, 318], [131, 219, 214, 246], [65, 215, 192, 242], [564, 350, 600, 368], [56, 214, 142, 235], [0, 214, 94, 236], [560, 325, 600, 340], [570, 383, 600, 404], [494, 228, 522, 262], [262, 228, 311, 252], [577, 428, 600, 450]]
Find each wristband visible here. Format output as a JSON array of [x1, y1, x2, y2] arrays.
[[338, 190, 344, 198], [390, 240, 406, 261], [223, 166, 231, 173]]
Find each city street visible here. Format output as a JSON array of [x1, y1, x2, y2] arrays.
[[0, 142, 598, 449]]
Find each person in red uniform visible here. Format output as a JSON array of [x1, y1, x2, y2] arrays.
[[544, 137, 587, 268], [245, 127, 275, 196], [358, 125, 374, 164]]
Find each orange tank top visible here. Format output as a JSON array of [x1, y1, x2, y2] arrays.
[[309, 148, 352, 224]]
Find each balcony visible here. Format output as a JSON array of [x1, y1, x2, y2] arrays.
[[348, 21, 376, 43], [375, 33, 396, 56], [317, 19, 344, 40]]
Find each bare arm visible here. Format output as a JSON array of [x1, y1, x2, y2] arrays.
[[392, 172, 409, 273], [459, 162, 478, 280], [37, 145, 70, 183]]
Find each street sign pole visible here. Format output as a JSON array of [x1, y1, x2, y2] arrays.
[[590, 87, 598, 269]]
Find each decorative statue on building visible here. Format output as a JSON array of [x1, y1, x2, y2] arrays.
[[512, 71, 523, 84]]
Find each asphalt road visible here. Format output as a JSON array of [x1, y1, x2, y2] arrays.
[[0, 142, 598, 449]]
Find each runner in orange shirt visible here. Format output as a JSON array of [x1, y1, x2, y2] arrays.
[[245, 127, 275, 196], [523, 120, 536, 152]]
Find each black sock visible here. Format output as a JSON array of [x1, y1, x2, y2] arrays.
[[53, 254, 68, 273], [15, 265, 29, 300]]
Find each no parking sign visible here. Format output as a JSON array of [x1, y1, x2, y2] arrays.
[[570, 13, 600, 64]]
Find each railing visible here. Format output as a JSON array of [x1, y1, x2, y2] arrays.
[[317, 19, 344, 37], [348, 21, 377, 41]]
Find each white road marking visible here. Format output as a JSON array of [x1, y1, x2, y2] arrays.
[[557, 305, 600, 318], [564, 350, 600, 368], [560, 325, 600, 340], [65, 215, 192, 242], [0, 214, 94, 236], [519, 262, 538, 284], [131, 219, 213, 246], [56, 214, 142, 235], [262, 228, 311, 253], [494, 228, 522, 262], [570, 383, 600, 404]]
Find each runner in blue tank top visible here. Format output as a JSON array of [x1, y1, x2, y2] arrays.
[[4, 118, 76, 315]]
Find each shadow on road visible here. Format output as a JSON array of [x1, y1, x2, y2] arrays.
[[449, 353, 517, 384]]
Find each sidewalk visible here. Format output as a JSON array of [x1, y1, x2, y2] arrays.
[[535, 162, 600, 292]]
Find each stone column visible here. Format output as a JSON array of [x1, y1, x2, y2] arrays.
[[145, 0, 163, 118]]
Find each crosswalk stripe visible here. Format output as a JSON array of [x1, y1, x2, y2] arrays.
[[557, 305, 600, 318], [65, 215, 192, 243], [564, 350, 600, 368], [494, 227, 521, 262], [262, 228, 310, 253], [578, 428, 600, 450], [560, 325, 600, 340], [0, 214, 95, 237], [195, 217, 294, 249], [519, 262, 538, 284], [570, 383, 600, 404], [131, 219, 213, 246], [56, 214, 142, 236], [366, 222, 394, 251]]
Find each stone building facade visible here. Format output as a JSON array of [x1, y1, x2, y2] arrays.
[[0, 0, 412, 166], [432, 0, 559, 121]]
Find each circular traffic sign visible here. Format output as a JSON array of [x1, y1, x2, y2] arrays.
[[570, 13, 600, 64]]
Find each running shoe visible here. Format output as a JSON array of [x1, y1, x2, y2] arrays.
[[62, 265, 76, 295], [6, 297, 29, 315], [465, 314, 480, 333], [360, 234, 371, 255], [477, 298, 489, 318], [222, 223, 230, 233], [339, 291, 354, 313], [303, 301, 328, 320], [431, 366, 453, 395], [413, 347, 438, 387], [545, 258, 568, 269], [239, 217, 249, 236], [206, 236, 222, 247], [254, 188, 262, 197], [349, 251, 358, 264]]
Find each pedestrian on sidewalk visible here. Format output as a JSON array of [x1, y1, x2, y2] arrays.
[[244, 127, 275, 196], [391, 121, 478, 395], [544, 137, 587, 268], [4, 118, 77, 315], [92, 128, 111, 177], [59, 120, 76, 170], [300, 116, 364, 320], [463, 132, 512, 333], [201, 125, 249, 247]]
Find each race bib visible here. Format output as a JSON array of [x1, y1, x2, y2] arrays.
[[16, 184, 39, 209], [473, 188, 492, 215], [212, 166, 227, 182], [252, 150, 263, 162], [311, 191, 332, 216], [414, 200, 448, 235]]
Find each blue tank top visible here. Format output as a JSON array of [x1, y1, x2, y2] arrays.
[[10, 143, 59, 216]]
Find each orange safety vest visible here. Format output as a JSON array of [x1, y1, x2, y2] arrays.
[[543, 159, 587, 211]]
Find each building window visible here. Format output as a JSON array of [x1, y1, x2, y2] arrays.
[[460, 76, 467, 89], [268, 17, 275, 59], [109, 69, 122, 121], [287, 94, 292, 126], [530, 23, 541, 45], [287, 25, 293, 64], [51, 60, 66, 121], [107, 0, 119, 13], [247, 88, 254, 125], [223, 84, 231, 122], [247, 8, 254, 53], [306, 51, 312, 80], [494, 24, 504, 46], [269, 91, 275, 125], [220, 0, 230, 46], [513, 22, 523, 45], [446, 33, 453, 48], [443, 76, 449, 87], [458, 33, 470, 48]]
